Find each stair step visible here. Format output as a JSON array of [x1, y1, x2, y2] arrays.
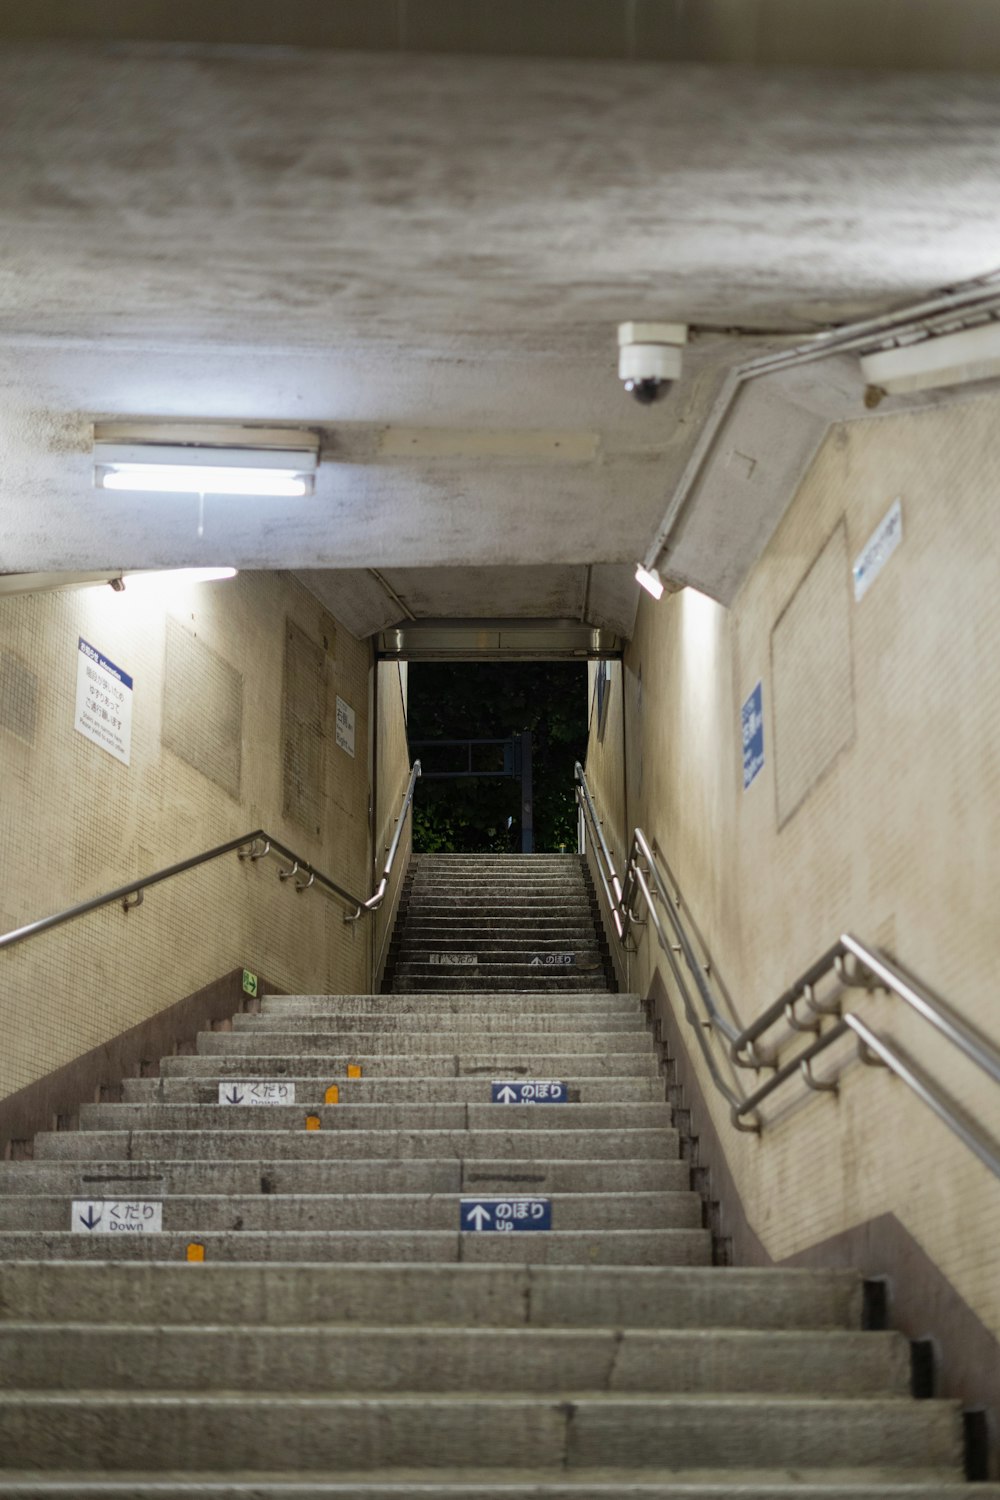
[[158, 1053, 661, 1078], [33, 1127, 682, 1161], [231, 1014, 638, 1034], [77, 1103, 673, 1131], [0, 1325, 909, 1395], [0, 1158, 691, 1197], [261, 995, 638, 1012], [0, 1228, 712, 1265], [395, 921, 603, 933], [2, 1473, 996, 1500], [194, 1032, 652, 1054], [0, 1393, 962, 1472], [389, 978, 614, 992], [0, 1263, 868, 1329]]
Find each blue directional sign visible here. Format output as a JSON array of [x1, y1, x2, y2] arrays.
[[491, 1081, 568, 1104], [741, 680, 765, 791], [460, 1197, 552, 1232]]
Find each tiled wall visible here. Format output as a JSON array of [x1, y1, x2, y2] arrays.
[[0, 569, 383, 1105], [586, 391, 1000, 1346]]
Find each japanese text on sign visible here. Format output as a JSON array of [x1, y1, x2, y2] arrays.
[[741, 681, 764, 791], [460, 1197, 553, 1232], [72, 1199, 163, 1233], [335, 695, 355, 757], [75, 638, 133, 765], [217, 1081, 295, 1106], [492, 1081, 568, 1104], [853, 498, 903, 602]]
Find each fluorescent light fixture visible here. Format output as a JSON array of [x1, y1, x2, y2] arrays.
[[118, 568, 238, 588], [102, 465, 308, 497], [635, 563, 665, 600], [860, 321, 1000, 396], [93, 430, 320, 497]]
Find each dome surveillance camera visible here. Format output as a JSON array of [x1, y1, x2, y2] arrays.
[[618, 322, 687, 404]]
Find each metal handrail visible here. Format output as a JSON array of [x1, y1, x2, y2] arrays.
[[845, 1013, 1000, 1182], [626, 828, 742, 1047], [576, 763, 1000, 1175], [0, 761, 422, 951], [573, 762, 625, 940], [346, 760, 421, 921]]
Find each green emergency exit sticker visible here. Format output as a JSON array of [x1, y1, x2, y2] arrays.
[[242, 970, 259, 998]]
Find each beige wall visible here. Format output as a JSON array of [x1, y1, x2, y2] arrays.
[[0, 570, 380, 1105], [585, 391, 1000, 1344]]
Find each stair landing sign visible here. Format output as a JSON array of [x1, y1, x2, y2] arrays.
[[460, 1197, 552, 1232], [72, 1199, 163, 1233], [428, 953, 478, 966], [492, 1081, 568, 1103], [217, 1081, 296, 1105]]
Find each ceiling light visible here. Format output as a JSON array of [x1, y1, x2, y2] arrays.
[[115, 568, 238, 589], [635, 563, 665, 600], [93, 429, 319, 497], [859, 321, 1000, 396]]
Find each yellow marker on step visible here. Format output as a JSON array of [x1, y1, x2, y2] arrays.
[[305, 1113, 321, 1131], [186, 1242, 205, 1262], [325, 1085, 340, 1105], [347, 1064, 362, 1079]]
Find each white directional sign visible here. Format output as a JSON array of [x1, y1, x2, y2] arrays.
[[529, 953, 575, 967], [72, 1200, 163, 1234], [428, 953, 478, 966], [217, 1080, 296, 1105], [460, 1197, 552, 1232]]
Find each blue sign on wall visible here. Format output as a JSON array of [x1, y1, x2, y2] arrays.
[[741, 681, 765, 791], [460, 1197, 553, 1232], [491, 1081, 568, 1104]]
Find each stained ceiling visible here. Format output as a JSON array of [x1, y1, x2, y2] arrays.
[[1, 34, 998, 639]]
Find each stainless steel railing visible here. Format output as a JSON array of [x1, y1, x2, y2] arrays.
[[346, 760, 422, 921], [575, 763, 1000, 1177], [0, 761, 421, 953]]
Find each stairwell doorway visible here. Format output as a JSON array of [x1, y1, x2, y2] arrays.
[[405, 661, 588, 855]]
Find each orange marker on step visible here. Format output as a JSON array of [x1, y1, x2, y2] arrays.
[[324, 1085, 339, 1105], [305, 1114, 321, 1131], [347, 1064, 362, 1079], [186, 1242, 206, 1262]]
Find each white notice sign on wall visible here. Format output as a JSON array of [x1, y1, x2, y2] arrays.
[[335, 695, 355, 757], [853, 498, 903, 603], [75, 638, 133, 765]]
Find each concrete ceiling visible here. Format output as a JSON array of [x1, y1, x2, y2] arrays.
[[0, 40, 999, 639]]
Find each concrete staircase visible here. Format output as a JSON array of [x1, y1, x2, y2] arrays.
[[383, 853, 616, 992], [0, 858, 994, 1494]]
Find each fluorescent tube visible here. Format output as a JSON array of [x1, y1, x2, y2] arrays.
[[635, 563, 665, 600], [100, 465, 308, 497]]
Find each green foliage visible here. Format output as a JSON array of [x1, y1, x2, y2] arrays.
[[408, 662, 587, 854]]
